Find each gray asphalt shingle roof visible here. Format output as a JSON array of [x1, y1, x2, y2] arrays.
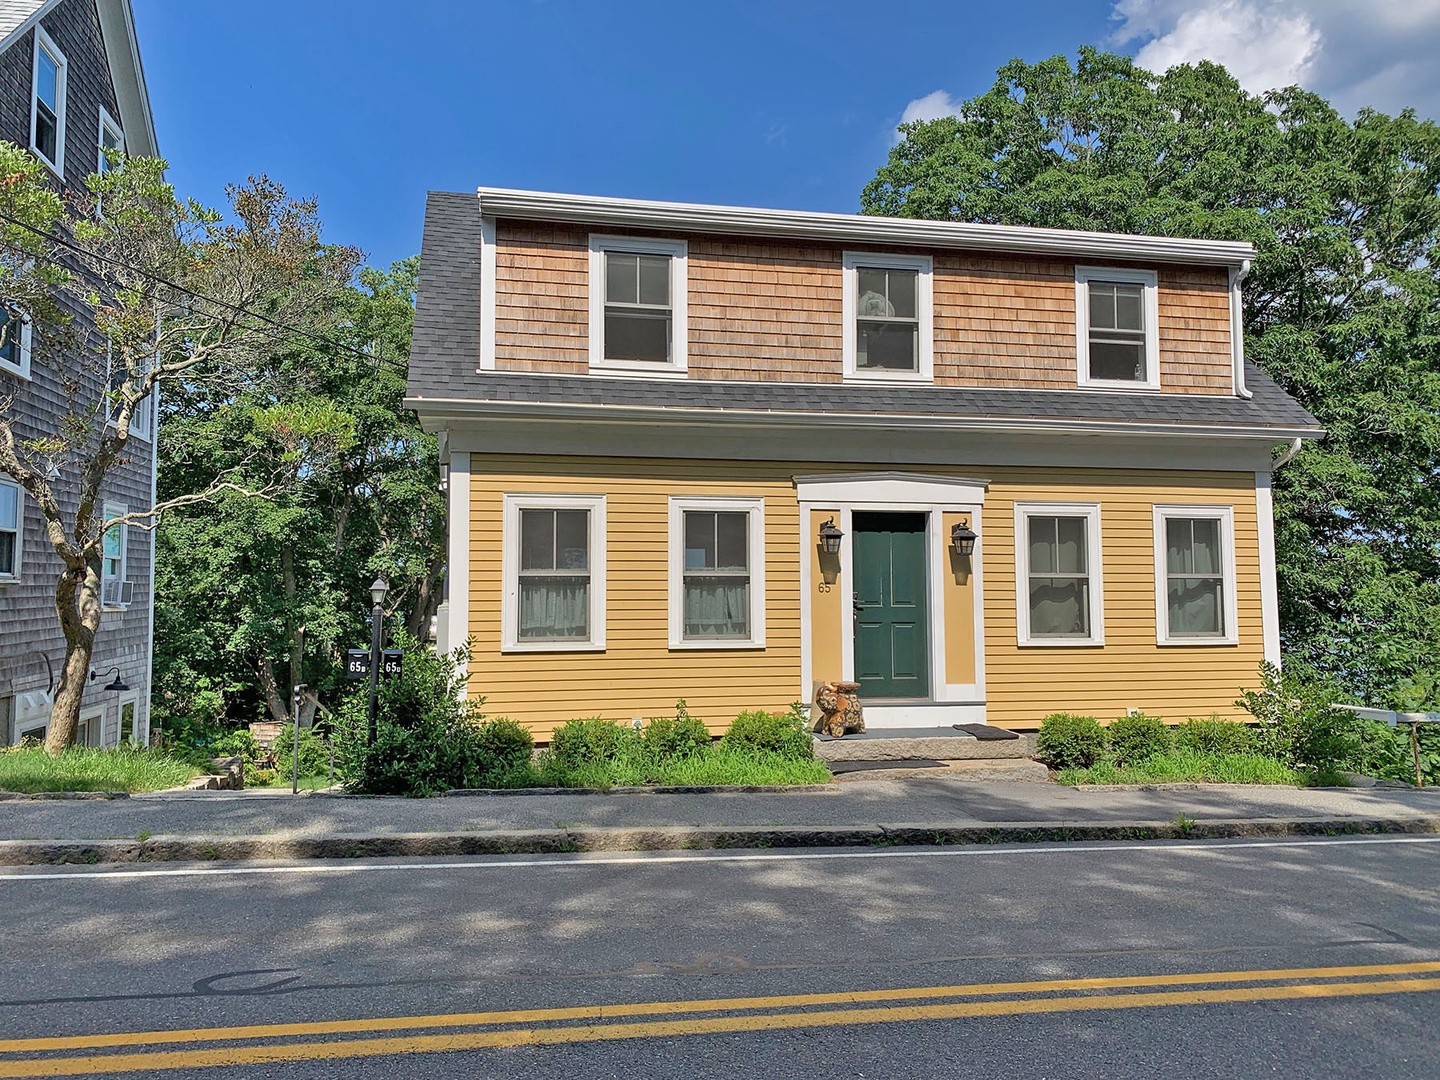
[[407, 191, 1320, 434]]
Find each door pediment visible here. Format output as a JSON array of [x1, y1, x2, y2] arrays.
[[793, 472, 989, 507]]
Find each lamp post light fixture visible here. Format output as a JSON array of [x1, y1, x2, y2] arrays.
[[950, 519, 978, 558], [89, 666, 129, 693], [818, 517, 844, 556], [367, 578, 389, 747]]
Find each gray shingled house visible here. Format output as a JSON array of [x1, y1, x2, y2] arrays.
[[0, 0, 158, 746]]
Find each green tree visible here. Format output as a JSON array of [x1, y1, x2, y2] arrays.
[[152, 258, 443, 729], [0, 147, 359, 752], [862, 48, 1440, 707]]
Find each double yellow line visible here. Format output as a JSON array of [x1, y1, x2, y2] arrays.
[[4, 960, 1439, 1076]]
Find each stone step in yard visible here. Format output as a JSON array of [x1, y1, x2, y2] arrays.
[[813, 726, 1038, 762]]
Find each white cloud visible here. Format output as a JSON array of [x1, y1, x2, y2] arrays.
[[899, 90, 962, 128], [1112, 0, 1440, 119]]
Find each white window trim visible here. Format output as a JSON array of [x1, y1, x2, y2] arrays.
[[667, 496, 766, 650], [76, 703, 104, 749], [1075, 266, 1161, 391], [97, 105, 123, 174], [0, 478, 23, 582], [0, 310, 33, 380], [1153, 504, 1239, 646], [1013, 502, 1105, 647], [500, 493, 606, 652], [588, 234, 688, 376], [101, 500, 128, 610], [29, 24, 66, 177], [842, 251, 934, 383], [116, 692, 139, 747]]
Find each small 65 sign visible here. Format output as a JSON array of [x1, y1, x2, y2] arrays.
[[345, 649, 404, 680], [381, 649, 403, 676]]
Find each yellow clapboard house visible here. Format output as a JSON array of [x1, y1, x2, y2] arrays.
[[406, 189, 1322, 739]]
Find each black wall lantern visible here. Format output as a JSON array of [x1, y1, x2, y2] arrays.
[[818, 517, 844, 556], [950, 519, 978, 558], [89, 666, 129, 692]]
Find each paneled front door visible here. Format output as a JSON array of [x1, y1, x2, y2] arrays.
[[852, 511, 929, 699]]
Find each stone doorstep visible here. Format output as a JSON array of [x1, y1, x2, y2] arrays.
[[814, 732, 1038, 762], [835, 759, 1051, 783]]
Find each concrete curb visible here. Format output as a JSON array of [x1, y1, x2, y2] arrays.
[[1, 815, 1436, 866]]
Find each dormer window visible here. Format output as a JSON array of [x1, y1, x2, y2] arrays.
[[30, 26, 66, 174], [842, 251, 933, 381], [1076, 267, 1160, 389], [588, 235, 688, 374]]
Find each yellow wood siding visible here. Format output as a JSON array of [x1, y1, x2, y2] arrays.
[[805, 507, 843, 691], [468, 457, 1266, 736]]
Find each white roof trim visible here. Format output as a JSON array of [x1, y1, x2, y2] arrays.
[[95, 0, 157, 158], [405, 394, 1324, 443], [0, 0, 55, 56], [475, 187, 1257, 268]]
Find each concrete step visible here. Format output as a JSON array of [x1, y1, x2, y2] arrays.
[[834, 758, 1051, 783], [813, 727, 1037, 762]]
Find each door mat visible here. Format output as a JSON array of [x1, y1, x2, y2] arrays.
[[827, 759, 946, 774], [953, 723, 1021, 740]]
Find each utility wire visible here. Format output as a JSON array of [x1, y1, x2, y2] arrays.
[[0, 210, 409, 371]]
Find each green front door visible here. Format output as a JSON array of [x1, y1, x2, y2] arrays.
[[853, 512, 929, 699]]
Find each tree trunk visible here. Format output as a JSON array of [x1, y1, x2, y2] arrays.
[[404, 553, 445, 641], [44, 564, 102, 755], [255, 656, 290, 724]]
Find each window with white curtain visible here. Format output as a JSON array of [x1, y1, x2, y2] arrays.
[[1154, 506, 1237, 644], [1014, 503, 1103, 645], [669, 497, 765, 648], [502, 494, 605, 650]]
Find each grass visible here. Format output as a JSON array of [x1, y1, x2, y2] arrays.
[[0, 746, 201, 794], [530, 746, 833, 789], [250, 773, 335, 791], [1055, 750, 1308, 787]]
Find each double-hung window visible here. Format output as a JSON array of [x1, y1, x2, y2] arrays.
[[502, 494, 605, 650], [1154, 506, 1237, 644], [30, 26, 66, 174], [0, 479, 21, 581], [1014, 503, 1103, 645], [843, 252, 933, 380], [101, 501, 130, 609], [589, 236, 688, 373], [1076, 267, 1160, 388], [98, 107, 123, 174], [106, 342, 151, 441], [668, 497, 765, 648], [0, 307, 33, 379]]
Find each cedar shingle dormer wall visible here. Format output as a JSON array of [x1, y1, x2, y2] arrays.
[[491, 221, 1235, 393]]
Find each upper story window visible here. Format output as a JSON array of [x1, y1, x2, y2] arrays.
[[98, 107, 123, 173], [588, 235, 688, 374], [501, 493, 607, 651], [1076, 266, 1160, 389], [106, 342, 151, 441], [101, 501, 132, 609], [842, 252, 933, 382], [30, 26, 66, 175], [0, 479, 22, 582], [1014, 503, 1104, 646], [1153, 505, 1238, 646], [0, 308, 33, 380]]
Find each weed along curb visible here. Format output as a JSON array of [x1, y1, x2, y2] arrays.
[[1, 816, 1438, 866]]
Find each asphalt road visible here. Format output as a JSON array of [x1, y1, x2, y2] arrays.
[[2, 835, 1439, 1078]]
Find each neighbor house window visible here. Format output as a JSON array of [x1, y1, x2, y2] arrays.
[[98, 107, 123, 174], [501, 494, 606, 650], [1154, 505, 1237, 644], [76, 704, 102, 748], [30, 26, 66, 174], [101, 501, 130, 609], [118, 697, 137, 747], [0, 307, 33, 379], [106, 342, 151, 440], [1076, 266, 1159, 388], [843, 251, 933, 380], [588, 236, 688, 372], [668, 497, 765, 648], [1014, 503, 1103, 645], [0, 479, 21, 581]]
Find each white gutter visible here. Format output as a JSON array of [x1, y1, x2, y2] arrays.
[[476, 188, 1257, 268], [1272, 437, 1303, 469], [1229, 260, 1252, 400], [406, 394, 1324, 443]]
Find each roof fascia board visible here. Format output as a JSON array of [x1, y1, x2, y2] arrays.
[[95, 0, 157, 157], [404, 394, 1324, 442], [475, 188, 1256, 268], [0, 0, 60, 56]]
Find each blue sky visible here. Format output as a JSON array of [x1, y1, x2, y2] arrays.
[[132, 1, 1440, 272]]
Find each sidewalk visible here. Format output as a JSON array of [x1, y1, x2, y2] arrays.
[[0, 778, 1437, 865]]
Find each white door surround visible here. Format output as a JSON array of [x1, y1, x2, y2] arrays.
[[796, 472, 988, 728]]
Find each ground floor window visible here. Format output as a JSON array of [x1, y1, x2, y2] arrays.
[[668, 497, 765, 648], [1154, 505, 1237, 644], [501, 494, 606, 651], [1013, 503, 1103, 645]]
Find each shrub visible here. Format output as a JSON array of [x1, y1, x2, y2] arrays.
[[1106, 713, 1172, 766], [273, 724, 333, 779], [1237, 662, 1356, 772], [719, 705, 814, 761], [549, 718, 635, 769], [642, 700, 711, 761], [474, 717, 535, 773], [1176, 716, 1254, 756], [1035, 713, 1108, 769]]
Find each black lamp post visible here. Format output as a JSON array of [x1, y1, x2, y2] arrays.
[[819, 517, 844, 556], [367, 578, 388, 747], [950, 519, 978, 558]]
